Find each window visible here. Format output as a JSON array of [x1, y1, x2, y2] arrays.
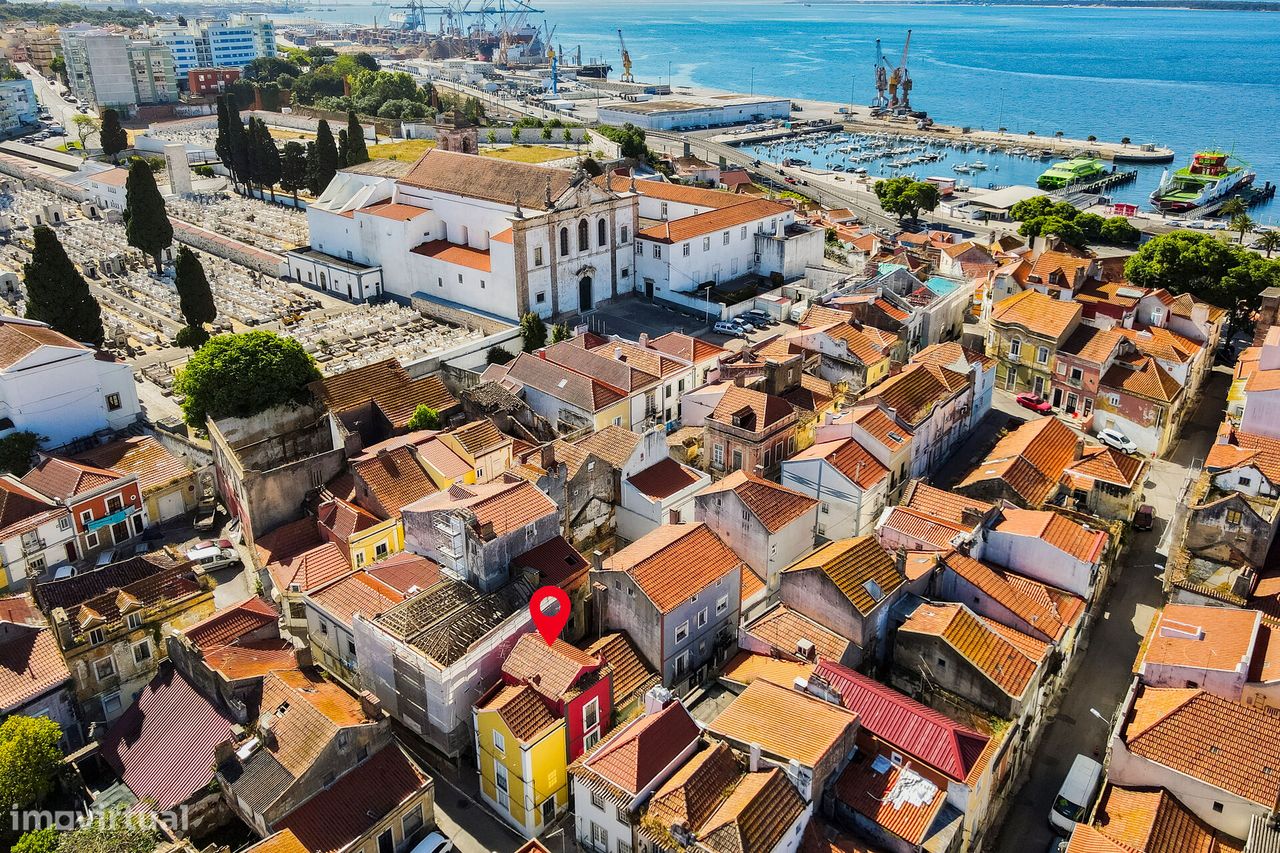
[[1106, 393, 1121, 406], [377, 828, 394, 853], [126, 612, 142, 630], [591, 821, 608, 851], [375, 541, 390, 560], [534, 246, 544, 266], [1009, 338, 1022, 358], [94, 656, 115, 680], [1070, 367, 1083, 383], [618, 841, 632, 853], [653, 244, 662, 259], [132, 640, 151, 665], [583, 697, 599, 732], [1240, 475, 1252, 487], [682, 243, 690, 257], [319, 620, 329, 636], [696, 608, 708, 628], [722, 231, 730, 246], [716, 595, 729, 615], [590, 791, 603, 810], [58, 516, 71, 531], [1036, 346, 1049, 365], [89, 627, 105, 646], [80, 509, 93, 526], [584, 729, 600, 751], [578, 219, 589, 251], [492, 729, 505, 755], [105, 393, 122, 411], [1212, 802, 1224, 813], [101, 692, 122, 717], [355, 552, 365, 569], [703, 236, 711, 251], [402, 805, 423, 838], [675, 621, 689, 643], [1226, 509, 1244, 526], [543, 796, 557, 826], [536, 291, 546, 304], [937, 658, 947, 669], [621, 225, 629, 244], [598, 219, 608, 247], [740, 225, 747, 239], [821, 501, 830, 515], [559, 227, 569, 256], [660, 202, 669, 218]]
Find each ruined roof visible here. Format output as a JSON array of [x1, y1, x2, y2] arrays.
[[310, 358, 458, 427], [373, 576, 536, 668]]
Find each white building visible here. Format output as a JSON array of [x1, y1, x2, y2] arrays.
[[0, 317, 140, 448], [60, 26, 176, 111], [0, 78, 37, 136], [616, 457, 710, 542], [782, 436, 891, 540], [149, 14, 276, 78], [978, 508, 1107, 600], [595, 95, 790, 131], [291, 149, 639, 320], [0, 475, 75, 587]]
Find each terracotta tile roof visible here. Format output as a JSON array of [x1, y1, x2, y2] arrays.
[[834, 747, 947, 846], [646, 741, 745, 832], [410, 238, 492, 271], [204, 641, 298, 681], [243, 830, 309, 853], [478, 682, 559, 741], [277, 744, 429, 853], [708, 678, 857, 768], [698, 767, 807, 853], [1061, 326, 1125, 365], [183, 596, 279, 650], [598, 174, 746, 209], [1063, 445, 1146, 489], [545, 340, 660, 392], [513, 535, 589, 589], [582, 338, 688, 378], [256, 519, 351, 594], [0, 624, 69, 713], [901, 480, 993, 526], [256, 668, 374, 780], [783, 537, 904, 615], [0, 595, 35, 625], [0, 318, 86, 369], [739, 566, 765, 606], [781, 372, 836, 413], [787, 438, 890, 489], [1141, 604, 1261, 674], [404, 148, 575, 210], [21, 455, 123, 499], [628, 458, 705, 500], [1085, 784, 1241, 853], [316, 496, 383, 543], [990, 289, 1081, 341], [1123, 685, 1280, 807], [958, 416, 1080, 507], [75, 436, 190, 495], [602, 523, 743, 613], [1064, 826, 1133, 853], [813, 660, 989, 783], [878, 506, 970, 550], [406, 479, 557, 538], [60, 561, 203, 642], [799, 304, 852, 329], [938, 551, 1079, 642], [709, 386, 795, 433], [799, 818, 876, 853], [502, 632, 599, 701], [912, 340, 995, 373], [364, 551, 442, 594], [721, 651, 814, 688], [648, 332, 727, 365], [697, 470, 816, 533], [448, 420, 508, 456], [310, 359, 458, 428], [578, 701, 702, 795], [1206, 428, 1280, 486], [0, 476, 66, 542], [996, 508, 1107, 563], [355, 200, 428, 221], [1248, 617, 1280, 685], [34, 552, 180, 614], [862, 362, 969, 427], [1102, 355, 1183, 404], [501, 352, 626, 412], [899, 602, 1046, 698], [102, 665, 236, 810], [351, 446, 438, 519], [575, 425, 643, 469], [1118, 326, 1201, 365], [416, 436, 474, 480], [309, 571, 405, 630], [1029, 249, 1094, 286], [743, 605, 851, 663], [804, 322, 891, 367], [490, 227, 513, 243], [585, 632, 659, 706]]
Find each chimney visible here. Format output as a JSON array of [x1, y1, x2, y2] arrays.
[[479, 520, 496, 540], [644, 685, 673, 714], [614, 347, 624, 361], [749, 742, 762, 772], [540, 442, 556, 470], [895, 548, 906, 577], [639, 332, 650, 348], [50, 607, 72, 650], [668, 509, 681, 525], [359, 690, 383, 720], [591, 549, 604, 571], [538, 349, 547, 359]]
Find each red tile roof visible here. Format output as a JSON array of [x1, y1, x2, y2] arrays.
[[743, 605, 851, 663], [309, 571, 405, 629], [1082, 783, 1241, 853], [256, 519, 351, 595], [995, 508, 1107, 563], [578, 701, 701, 795], [407, 479, 557, 538], [813, 660, 989, 783], [364, 551, 442, 594], [788, 438, 890, 489], [697, 470, 817, 533], [598, 175, 748, 209], [638, 199, 791, 244], [708, 678, 858, 768], [958, 416, 1080, 507], [0, 318, 87, 369], [204, 640, 297, 681], [410, 238, 492, 271], [351, 446, 438, 519], [899, 602, 1046, 698], [477, 681, 560, 740], [938, 551, 1081, 642], [183, 596, 278, 650], [0, 476, 66, 542], [878, 506, 970, 550], [834, 748, 947, 846], [602, 523, 743, 613], [21, 455, 124, 499], [75, 436, 191, 495], [627, 458, 705, 500], [513, 535, 589, 589], [709, 386, 795, 433], [0, 624, 69, 713], [102, 665, 237, 810], [502, 632, 599, 701], [648, 332, 727, 365]]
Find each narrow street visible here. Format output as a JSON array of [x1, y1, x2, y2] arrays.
[[990, 366, 1229, 852]]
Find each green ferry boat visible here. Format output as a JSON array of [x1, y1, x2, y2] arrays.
[[1036, 158, 1106, 191]]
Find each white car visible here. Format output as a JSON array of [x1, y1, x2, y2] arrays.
[[1097, 428, 1138, 454], [406, 832, 453, 853]]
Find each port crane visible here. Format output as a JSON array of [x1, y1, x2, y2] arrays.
[[888, 29, 913, 111], [872, 38, 890, 109], [389, 0, 543, 37], [617, 28, 635, 82]]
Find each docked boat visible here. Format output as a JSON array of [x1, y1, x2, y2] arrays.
[[970, 160, 988, 171], [953, 163, 972, 174], [1037, 158, 1106, 190], [1150, 150, 1256, 213]]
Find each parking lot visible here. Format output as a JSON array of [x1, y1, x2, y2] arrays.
[[587, 296, 780, 349]]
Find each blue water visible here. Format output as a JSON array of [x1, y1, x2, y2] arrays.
[[290, 0, 1280, 215]]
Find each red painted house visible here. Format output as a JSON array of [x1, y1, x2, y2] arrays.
[[22, 456, 147, 559], [499, 632, 612, 760]]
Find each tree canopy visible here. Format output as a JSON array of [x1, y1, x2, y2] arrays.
[[407, 404, 441, 431], [597, 123, 649, 160], [346, 111, 369, 166], [99, 108, 127, 163], [0, 431, 42, 475], [280, 140, 307, 204], [520, 312, 547, 352], [1009, 196, 1140, 248], [0, 716, 64, 811], [873, 177, 940, 223], [314, 120, 340, 195], [173, 330, 322, 426], [124, 160, 173, 274], [174, 246, 216, 329], [23, 225, 103, 346]]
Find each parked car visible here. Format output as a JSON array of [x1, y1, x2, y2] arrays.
[[1098, 428, 1139, 454], [741, 310, 776, 327], [1133, 504, 1154, 531], [51, 563, 76, 580], [407, 832, 453, 853], [1049, 754, 1103, 835], [713, 320, 746, 338], [1015, 392, 1053, 414], [185, 539, 240, 570]]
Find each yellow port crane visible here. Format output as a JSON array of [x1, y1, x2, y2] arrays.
[[617, 28, 634, 83], [888, 29, 913, 111]]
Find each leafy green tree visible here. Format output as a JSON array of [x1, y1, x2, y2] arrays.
[[1231, 213, 1255, 245], [597, 123, 649, 160], [873, 176, 940, 223], [0, 431, 42, 474], [346, 111, 369, 165], [13, 827, 58, 853], [173, 330, 321, 427], [1101, 216, 1140, 246], [280, 140, 307, 205], [563, 127, 573, 145], [407, 404, 441, 430], [1019, 214, 1085, 248], [99, 108, 127, 164], [23, 226, 104, 345], [0, 716, 63, 810], [486, 129, 497, 146], [1258, 231, 1280, 258], [1009, 195, 1056, 222], [174, 246, 216, 330], [337, 128, 350, 169], [49, 55, 65, 82], [1220, 197, 1247, 219], [124, 160, 173, 275], [1123, 230, 1275, 328], [215, 95, 233, 174], [486, 346, 514, 365], [541, 125, 553, 142], [519, 312, 547, 352], [243, 56, 301, 83], [314, 119, 340, 194], [550, 322, 571, 344], [49, 806, 157, 853], [70, 113, 98, 154], [580, 156, 603, 178], [175, 325, 209, 350], [1073, 212, 1105, 243], [511, 125, 522, 145]]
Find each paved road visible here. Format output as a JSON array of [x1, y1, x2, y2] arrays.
[[16, 63, 91, 149], [990, 366, 1229, 852]]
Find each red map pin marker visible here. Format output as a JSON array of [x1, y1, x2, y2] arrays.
[[529, 585, 571, 646]]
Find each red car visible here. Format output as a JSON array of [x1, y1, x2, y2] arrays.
[[1015, 392, 1053, 414]]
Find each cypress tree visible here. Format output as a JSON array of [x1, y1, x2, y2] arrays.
[[23, 226, 104, 346], [314, 119, 339, 194], [337, 128, 349, 170], [174, 246, 216, 329], [99, 108, 127, 164], [346, 110, 369, 165], [124, 160, 173, 275], [304, 141, 320, 196], [230, 114, 251, 194], [280, 140, 306, 205], [214, 95, 232, 173], [255, 120, 282, 203]]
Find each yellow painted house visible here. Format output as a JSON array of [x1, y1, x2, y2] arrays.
[[474, 683, 569, 837], [316, 496, 403, 570]]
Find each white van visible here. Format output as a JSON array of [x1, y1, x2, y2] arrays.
[[185, 539, 240, 571], [1050, 754, 1103, 835]]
